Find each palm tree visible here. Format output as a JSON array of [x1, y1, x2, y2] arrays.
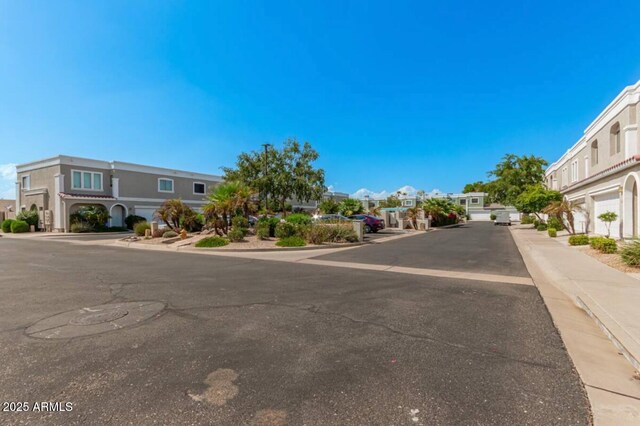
[[204, 181, 257, 234], [405, 206, 422, 229], [542, 199, 584, 234]]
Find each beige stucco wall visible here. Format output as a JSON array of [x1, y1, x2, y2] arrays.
[[59, 164, 112, 196], [114, 169, 218, 201], [17, 164, 61, 212]]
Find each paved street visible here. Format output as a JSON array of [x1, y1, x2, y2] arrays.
[[0, 223, 590, 425]]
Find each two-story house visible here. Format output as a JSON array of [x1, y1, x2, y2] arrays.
[[15, 155, 223, 232], [545, 81, 640, 238]]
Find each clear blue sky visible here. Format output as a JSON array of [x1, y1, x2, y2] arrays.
[[2, 1, 640, 198]]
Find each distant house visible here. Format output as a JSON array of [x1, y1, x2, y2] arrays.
[[15, 155, 223, 232], [0, 199, 16, 221], [362, 191, 519, 221], [290, 191, 349, 212]]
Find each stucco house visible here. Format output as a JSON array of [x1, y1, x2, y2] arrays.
[[545, 80, 640, 238], [15, 155, 223, 232], [0, 199, 16, 222]]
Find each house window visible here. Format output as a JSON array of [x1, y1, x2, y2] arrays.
[[403, 200, 413, 207], [571, 160, 578, 183], [21, 175, 30, 190], [610, 123, 621, 155], [72, 170, 103, 191], [470, 198, 479, 205], [584, 156, 589, 178], [193, 182, 206, 195], [158, 178, 174, 193], [591, 140, 598, 166], [459, 198, 467, 205]]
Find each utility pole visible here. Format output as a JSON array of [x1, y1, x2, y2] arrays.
[[261, 143, 271, 212]]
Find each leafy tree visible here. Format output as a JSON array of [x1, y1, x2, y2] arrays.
[[378, 195, 402, 208], [513, 185, 562, 220], [597, 211, 618, 238], [462, 181, 489, 193], [422, 198, 462, 226], [318, 197, 340, 214], [223, 139, 325, 216], [487, 154, 548, 205], [338, 199, 364, 216], [70, 205, 110, 229]]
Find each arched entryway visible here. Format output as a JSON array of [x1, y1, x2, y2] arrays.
[[109, 204, 128, 228], [623, 173, 639, 238]]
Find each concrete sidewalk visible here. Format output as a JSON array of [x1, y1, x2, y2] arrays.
[[512, 227, 640, 370], [511, 227, 640, 425]]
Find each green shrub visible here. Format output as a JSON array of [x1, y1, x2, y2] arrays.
[[285, 213, 312, 225], [599, 238, 617, 254], [589, 237, 606, 250], [547, 228, 557, 237], [134, 221, 151, 236], [72, 205, 110, 228], [547, 217, 563, 231], [304, 224, 331, 244], [275, 221, 297, 239], [162, 230, 178, 238], [568, 235, 589, 246], [276, 236, 306, 247], [490, 213, 497, 221], [17, 209, 39, 227], [10, 220, 29, 233], [228, 227, 246, 242], [521, 215, 535, 225], [70, 223, 94, 233], [180, 208, 204, 232], [125, 214, 146, 230], [590, 237, 617, 253], [256, 221, 270, 240], [536, 223, 547, 231], [195, 236, 229, 247], [231, 216, 249, 229], [1, 219, 14, 233], [258, 217, 281, 237], [621, 242, 640, 266]]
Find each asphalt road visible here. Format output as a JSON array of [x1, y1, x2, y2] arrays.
[[316, 222, 531, 277], [0, 224, 590, 425]]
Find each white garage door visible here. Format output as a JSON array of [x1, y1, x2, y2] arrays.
[[469, 211, 492, 221], [573, 204, 588, 234], [135, 207, 159, 222], [593, 193, 620, 238]]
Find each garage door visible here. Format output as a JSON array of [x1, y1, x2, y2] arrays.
[[134, 207, 159, 222], [593, 193, 620, 238], [573, 204, 588, 234], [469, 211, 492, 221]]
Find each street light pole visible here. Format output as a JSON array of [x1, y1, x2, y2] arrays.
[[261, 143, 271, 212]]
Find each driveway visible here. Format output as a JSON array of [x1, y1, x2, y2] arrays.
[[0, 224, 589, 425], [315, 222, 530, 277]]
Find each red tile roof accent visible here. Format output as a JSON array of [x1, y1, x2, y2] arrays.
[[59, 192, 116, 200], [562, 155, 640, 192]]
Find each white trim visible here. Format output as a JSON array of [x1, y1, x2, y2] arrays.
[[16, 155, 223, 182], [158, 178, 174, 193], [71, 169, 104, 191], [23, 188, 48, 196], [193, 181, 206, 196], [566, 192, 587, 201], [112, 161, 222, 182], [54, 174, 63, 230], [589, 185, 621, 197], [119, 197, 207, 204]]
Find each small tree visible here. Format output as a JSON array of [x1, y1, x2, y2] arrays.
[[597, 211, 618, 238], [338, 199, 364, 216], [156, 199, 187, 231], [318, 197, 340, 214], [514, 185, 562, 220]]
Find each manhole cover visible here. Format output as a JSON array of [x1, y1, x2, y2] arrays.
[[69, 308, 129, 325], [26, 301, 165, 339]]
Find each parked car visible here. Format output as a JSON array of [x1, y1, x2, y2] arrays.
[[494, 211, 512, 226], [315, 214, 351, 222], [348, 214, 385, 233]]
